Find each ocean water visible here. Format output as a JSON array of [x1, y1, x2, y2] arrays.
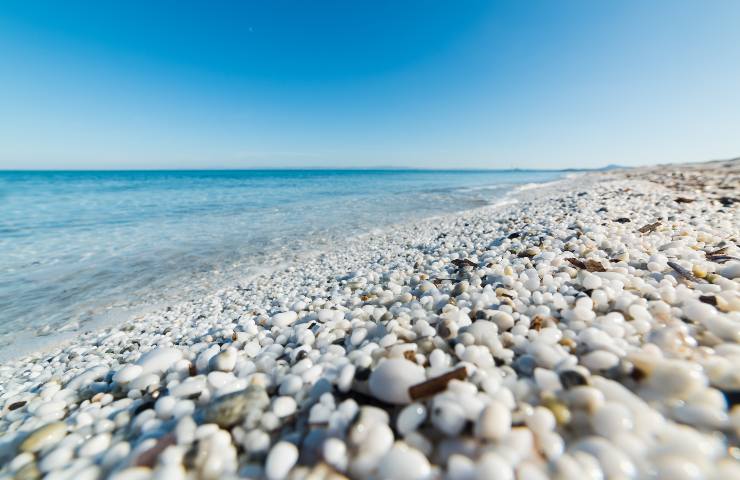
[[0, 169, 564, 357]]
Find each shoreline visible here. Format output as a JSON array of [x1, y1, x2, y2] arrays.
[[0, 175, 569, 364], [1, 161, 739, 479]]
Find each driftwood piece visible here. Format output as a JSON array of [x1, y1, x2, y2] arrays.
[[638, 221, 661, 234], [451, 258, 479, 269], [408, 366, 468, 400]]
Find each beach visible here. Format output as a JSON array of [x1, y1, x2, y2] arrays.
[[1, 160, 739, 479]]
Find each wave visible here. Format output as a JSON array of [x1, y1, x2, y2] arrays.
[[515, 179, 562, 191]]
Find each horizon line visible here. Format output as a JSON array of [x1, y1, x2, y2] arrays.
[[0, 164, 624, 173]]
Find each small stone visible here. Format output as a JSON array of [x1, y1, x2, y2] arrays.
[[559, 369, 589, 389], [474, 400, 511, 441], [323, 437, 348, 471], [646, 360, 706, 400], [9, 400, 27, 411], [265, 441, 298, 480], [109, 467, 153, 480], [582, 273, 602, 290], [272, 396, 297, 418], [592, 402, 633, 437], [271, 311, 298, 327], [682, 300, 717, 323], [278, 375, 303, 396], [581, 351, 619, 371], [38, 446, 73, 472], [368, 358, 426, 404], [208, 347, 237, 372], [526, 406, 556, 435], [204, 385, 269, 427], [113, 364, 143, 384], [15, 461, 42, 480], [136, 347, 183, 376], [492, 311, 515, 331], [337, 363, 355, 393], [397, 403, 427, 435], [476, 452, 513, 480], [377, 442, 431, 480], [719, 262, 740, 279], [20, 421, 67, 453], [78, 432, 111, 457], [543, 399, 572, 426]]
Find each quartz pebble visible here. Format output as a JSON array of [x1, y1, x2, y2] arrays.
[[208, 347, 237, 372], [113, 364, 143, 384], [136, 347, 183, 375], [397, 403, 427, 435], [272, 396, 297, 418], [20, 422, 67, 452], [377, 442, 431, 480], [368, 358, 426, 404], [581, 350, 619, 371], [271, 311, 298, 327], [204, 385, 269, 427], [265, 441, 298, 480], [475, 401, 511, 441]]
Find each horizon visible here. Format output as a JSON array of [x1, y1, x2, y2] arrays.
[[1, 1, 740, 170], [0, 164, 622, 173], [1, 155, 737, 172]]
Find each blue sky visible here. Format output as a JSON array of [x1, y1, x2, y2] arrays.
[[1, 1, 739, 169]]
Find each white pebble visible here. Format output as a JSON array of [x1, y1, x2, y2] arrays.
[[113, 364, 143, 384], [397, 403, 427, 435], [368, 358, 426, 405], [136, 347, 183, 375], [592, 402, 633, 437], [581, 350, 619, 371], [271, 311, 298, 327], [265, 441, 298, 480], [272, 396, 297, 418], [377, 442, 431, 480], [475, 401, 511, 441]]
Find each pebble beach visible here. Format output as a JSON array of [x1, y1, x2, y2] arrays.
[[1, 160, 739, 480]]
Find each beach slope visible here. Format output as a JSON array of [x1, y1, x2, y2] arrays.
[[1, 160, 739, 479]]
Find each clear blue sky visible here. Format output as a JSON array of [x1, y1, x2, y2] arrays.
[[1, 0, 739, 170]]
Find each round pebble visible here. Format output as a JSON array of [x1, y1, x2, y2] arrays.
[[368, 358, 426, 405], [265, 441, 298, 480]]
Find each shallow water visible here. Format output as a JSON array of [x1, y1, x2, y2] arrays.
[[0, 169, 564, 356]]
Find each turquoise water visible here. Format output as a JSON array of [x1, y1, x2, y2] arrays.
[[0, 169, 564, 354]]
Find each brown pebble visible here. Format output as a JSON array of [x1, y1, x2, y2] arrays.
[[8, 400, 27, 411], [135, 433, 176, 467], [566, 257, 587, 269], [638, 221, 661, 234], [699, 295, 717, 306], [585, 259, 607, 272], [451, 258, 479, 268]]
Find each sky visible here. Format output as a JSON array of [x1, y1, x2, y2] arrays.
[[1, 0, 739, 170]]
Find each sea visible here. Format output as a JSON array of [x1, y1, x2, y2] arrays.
[[0, 169, 566, 359]]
